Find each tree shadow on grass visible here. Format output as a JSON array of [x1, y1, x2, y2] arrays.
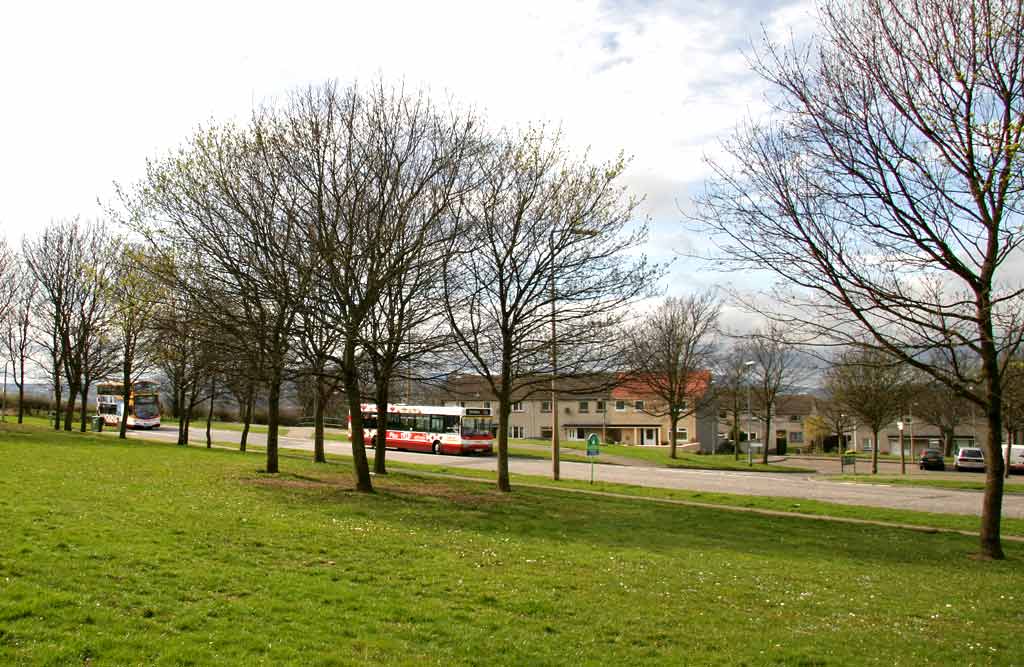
[[240, 465, 1015, 568]]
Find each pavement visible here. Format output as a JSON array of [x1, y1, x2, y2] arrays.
[[109, 424, 1024, 520]]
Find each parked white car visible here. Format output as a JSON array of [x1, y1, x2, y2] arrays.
[[954, 447, 985, 472], [1004, 445, 1024, 474]]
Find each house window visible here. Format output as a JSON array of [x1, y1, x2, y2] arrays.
[[674, 427, 689, 442], [789, 431, 804, 443], [540, 426, 552, 438], [459, 401, 466, 407], [634, 400, 645, 411], [862, 437, 873, 451], [512, 401, 524, 413], [596, 400, 605, 413], [578, 401, 589, 413], [540, 400, 551, 413], [615, 400, 626, 411], [484, 401, 491, 409], [510, 425, 525, 439], [789, 415, 800, 422], [681, 400, 688, 411]]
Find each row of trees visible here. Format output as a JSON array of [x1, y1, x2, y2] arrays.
[[109, 81, 657, 494]]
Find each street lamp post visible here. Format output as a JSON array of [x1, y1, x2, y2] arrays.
[[897, 420, 905, 475], [550, 225, 598, 481], [744, 361, 755, 467], [550, 226, 560, 481]]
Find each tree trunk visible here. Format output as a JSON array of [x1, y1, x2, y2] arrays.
[[943, 429, 955, 457], [179, 403, 193, 446], [119, 362, 132, 440], [373, 385, 389, 474], [872, 428, 879, 475], [205, 378, 216, 448], [265, 376, 282, 474], [762, 409, 771, 465], [79, 381, 91, 433], [313, 375, 327, 464], [344, 388, 373, 492], [53, 379, 63, 430], [64, 384, 78, 432], [669, 412, 678, 459], [239, 386, 254, 452], [497, 390, 512, 492]]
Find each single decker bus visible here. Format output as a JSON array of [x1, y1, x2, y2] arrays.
[[96, 380, 162, 429], [352, 403, 494, 455]]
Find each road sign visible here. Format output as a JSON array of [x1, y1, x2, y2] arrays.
[[586, 433, 600, 457]]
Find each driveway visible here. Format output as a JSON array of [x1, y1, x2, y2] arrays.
[[111, 425, 1024, 519]]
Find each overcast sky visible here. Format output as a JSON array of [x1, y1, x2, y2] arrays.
[[0, 0, 815, 299]]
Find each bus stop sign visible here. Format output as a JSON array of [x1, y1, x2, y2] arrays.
[[586, 434, 600, 457]]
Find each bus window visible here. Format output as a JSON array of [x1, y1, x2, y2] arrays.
[[462, 416, 494, 437], [363, 414, 377, 429], [415, 415, 430, 432], [387, 412, 404, 430], [444, 415, 460, 433], [430, 415, 445, 433]]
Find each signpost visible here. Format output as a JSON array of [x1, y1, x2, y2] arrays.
[[586, 433, 600, 484]]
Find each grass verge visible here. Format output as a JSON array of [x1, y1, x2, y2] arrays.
[[827, 474, 1024, 494], [510, 438, 814, 473]]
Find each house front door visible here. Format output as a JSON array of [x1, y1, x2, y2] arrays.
[[642, 428, 659, 446]]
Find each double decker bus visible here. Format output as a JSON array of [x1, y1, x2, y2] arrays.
[[96, 380, 162, 429], [352, 404, 494, 455]]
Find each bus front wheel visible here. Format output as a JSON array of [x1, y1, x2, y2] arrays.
[[432, 441, 441, 455]]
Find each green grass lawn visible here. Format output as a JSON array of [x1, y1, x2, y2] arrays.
[[510, 439, 814, 473], [161, 417, 288, 436], [828, 474, 1024, 494], [2, 425, 1022, 665]]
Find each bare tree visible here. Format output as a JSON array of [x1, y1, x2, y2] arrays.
[[4, 258, 37, 423], [714, 343, 758, 460], [444, 127, 656, 491], [107, 244, 161, 439], [695, 0, 1024, 558], [745, 325, 812, 465], [135, 107, 315, 473], [280, 81, 477, 491], [914, 379, 970, 457], [826, 348, 910, 473], [625, 292, 720, 458], [816, 396, 854, 453]]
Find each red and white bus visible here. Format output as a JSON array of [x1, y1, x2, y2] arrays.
[[352, 404, 494, 455], [96, 380, 162, 429]]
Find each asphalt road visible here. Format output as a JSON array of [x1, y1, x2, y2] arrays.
[[114, 425, 1024, 519]]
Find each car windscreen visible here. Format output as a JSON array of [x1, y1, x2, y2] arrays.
[[960, 449, 983, 457]]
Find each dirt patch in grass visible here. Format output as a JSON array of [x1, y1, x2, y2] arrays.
[[378, 479, 513, 506]]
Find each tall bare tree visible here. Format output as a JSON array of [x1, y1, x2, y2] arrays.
[[107, 245, 161, 439], [625, 292, 720, 458], [714, 342, 758, 460], [826, 348, 910, 474], [695, 0, 1024, 558], [4, 258, 37, 423], [135, 108, 315, 473], [444, 127, 657, 490], [279, 81, 477, 491], [745, 325, 811, 465]]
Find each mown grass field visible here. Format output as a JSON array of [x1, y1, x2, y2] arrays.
[[510, 438, 815, 473], [2, 425, 1022, 665]]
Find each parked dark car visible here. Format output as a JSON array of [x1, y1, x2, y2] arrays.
[[918, 448, 946, 471]]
